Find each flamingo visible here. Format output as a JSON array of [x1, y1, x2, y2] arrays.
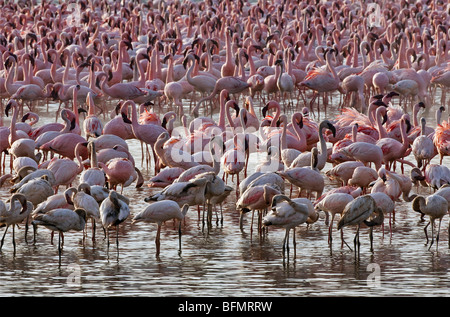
[[433, 120, 450, 164], [315, 192, 354, 247], [0, 193, 33, 255], [99, 190, 130, 254], [221, 134, 246, 193], [96, 71, 146, 101], [276, 147, 325, 200], [412, 117, 436, 170], [412, 195, 448, 251], [236, 184, 281, 234], [145, 176, 209, 208], [263, 194, 317, 258], [5, 100, 40, 164], [300, 49, 345, 114], [46, 142, 87, 193], [337, 195, 384, 258], [325, 161, 365, 186], [148, 167, 185, 188], [348, 166, 379, 193], [80, 141, 106, 187], [31, 208, 87, 263], [65, 183, 100, 243], [99, 156, 143, 194], [82, 92, 103, 140], [121, 100, 167, 172], [132, 201, 190, 257], [290, 119, 336, 170]]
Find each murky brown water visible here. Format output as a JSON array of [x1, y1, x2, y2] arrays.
[[1, 89, 450, 297]]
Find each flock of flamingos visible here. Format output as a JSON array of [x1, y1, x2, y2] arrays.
[[0, 0, 449, 263]]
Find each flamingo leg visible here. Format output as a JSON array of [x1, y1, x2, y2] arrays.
[[0, 225, 8, 251], [12, 225, 16, 256], [155, 223, 161, 257]]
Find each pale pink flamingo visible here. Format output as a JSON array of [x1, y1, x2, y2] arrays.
[[102, 102, 135, 140], [153, 131, 199, 171], [337, 195, 384, 256], [221, 134, 246, 192], [5, 100, 40, 164], [275, 58, 295, 106], [163, 53, 186, 117], [0, 193, 33, 254], [325, 161, 365, 186], [193, 51, 250, 117], [412, 194, 448, 251], [80, 141, 106, 187], [99, 190, 130, 254], [183, 54, 216, 112], [315, 192, 354, 247], [348, 166, 379, 193], [370, 167, 402, 203], [246, 45, 265, 99], [263, 194, 318, 258], [221, 28, 236, 78], [338, 141, 383, 171], [422, 164, 450, 190], [132, 201, 190, 257], [263, 112, 307, 154], [299, 49, 345, 115], [277, 148, 324, 200], [68, 183, 101, 243], [412, 117, 437, 170], [368, 192, 395, 237], [46, 142, 87, 193]]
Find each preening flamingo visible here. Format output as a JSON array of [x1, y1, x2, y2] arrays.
[[337, 195, 384, 257], [99, 190, 130, 254], [263, 194, 317, 258]]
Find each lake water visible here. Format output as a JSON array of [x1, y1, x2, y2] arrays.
[[0, 87, 450, 299]]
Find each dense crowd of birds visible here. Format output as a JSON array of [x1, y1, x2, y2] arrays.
[[0, 0, 449, 263]]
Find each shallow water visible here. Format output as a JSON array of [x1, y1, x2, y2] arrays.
[[1, 89, 450, 298]]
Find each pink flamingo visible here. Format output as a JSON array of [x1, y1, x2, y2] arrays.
[[5, 100, 39, 165], [299, 49, 345, 114], [236, 184, 281, 234], [40, 131, 88, 161], [221, 134, 246, 194], [376, 115, 412, 171], [433, 120, 450, 165], [96, 72, 146, 101], [148, 167, 185, 188], [121, 100, 167, 172], [82, 92, 103, 140], [102, 102, 135, 140], [193, 51, 250, 117]]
